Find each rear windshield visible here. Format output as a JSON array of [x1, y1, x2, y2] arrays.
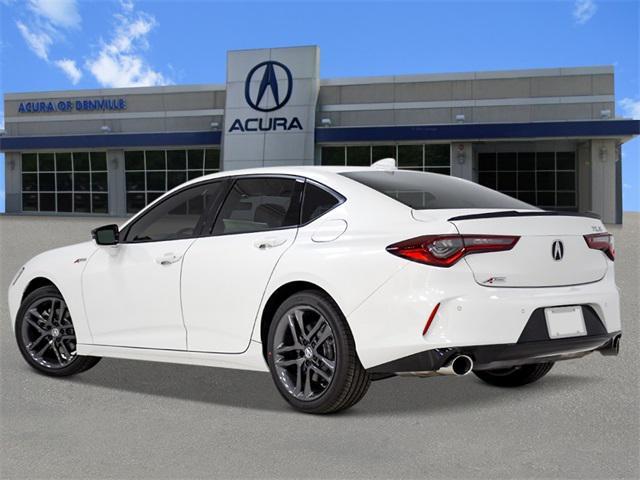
[[341, 170, 536, 210]]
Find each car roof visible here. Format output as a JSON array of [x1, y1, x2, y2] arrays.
[[180, 164, 445, 188]]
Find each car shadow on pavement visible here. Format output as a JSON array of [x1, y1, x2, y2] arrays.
[[67, 357, 601, 415]]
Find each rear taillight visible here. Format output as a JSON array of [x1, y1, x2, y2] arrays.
[[584, 233, 615, 261], [387, 234, 520, 267]]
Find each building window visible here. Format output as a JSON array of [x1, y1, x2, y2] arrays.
[[21, 151, 108, 213], [125, 148, 221, 213], [321, 144, 450, 175], [478, 151, 576, 209]]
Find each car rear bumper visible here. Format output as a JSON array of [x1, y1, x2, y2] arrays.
[[368, 331, 621, 374], [348, 260, 621, 370]]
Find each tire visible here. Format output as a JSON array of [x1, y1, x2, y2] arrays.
[[15, 286, 101, 377], [474, 362, 554, 387], [266, 290, 370, 414]]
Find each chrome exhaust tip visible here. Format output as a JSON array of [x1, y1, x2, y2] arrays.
[[599, 334, 621, 356], [439, 354, 474, 376], [397, 354, 474, 378]]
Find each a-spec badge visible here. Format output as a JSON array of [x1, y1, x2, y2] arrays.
[[482, 276, 506, 285]]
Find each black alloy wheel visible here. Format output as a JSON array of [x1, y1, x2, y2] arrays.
[[267, 290, 370, 414], [15, 286, 101, 376]]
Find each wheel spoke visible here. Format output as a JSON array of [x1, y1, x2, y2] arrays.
[[27, 332, 49, 350], [310, 365, 332, 383], [306, 317, 325, 341], [28, 308, 49, 326], [294, 363, 302, 395], [35, 339, 52, 357], [313, 324, 332, 347], [287, 316, 301, 343], [275, 358, 301, 368], [48, 299, 57, 322], [25, 317, 46, 334], [315, 352, 335, 371], [275, 344, 302, 354], [57, 341, 72, 361], [50, 342, 63, 365], [303, 366, 312, 398], [57, 303, 68, 324], [293, 310, 307, 340]]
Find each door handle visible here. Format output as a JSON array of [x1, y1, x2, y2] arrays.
[[254, 238, 287, 250], [155, 253, 182, 266]]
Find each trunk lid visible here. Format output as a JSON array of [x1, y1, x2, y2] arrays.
[[413, 209, 609, 287]]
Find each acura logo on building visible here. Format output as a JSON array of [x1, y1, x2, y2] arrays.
[[552, 240, 564, 261], [229, 60, 302, 133], [244, 60, 293, 112]]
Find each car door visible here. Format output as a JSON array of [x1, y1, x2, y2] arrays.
[[181, 175, 304, 353], [82, 180, 226, 350]]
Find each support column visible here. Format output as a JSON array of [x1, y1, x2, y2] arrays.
[[107, 149, 126, 217], [449, 142, 473, 180], [590, 139, 618, 224], [4, 152, 22, 213]]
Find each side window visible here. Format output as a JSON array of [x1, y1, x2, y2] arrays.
[[213, 177, 302, 235], [301, 182, 342, 224], [125, 182, 223, 242]]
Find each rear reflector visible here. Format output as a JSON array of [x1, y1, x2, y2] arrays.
[[387, 234, 520, 267], [423, 303, 440, 336], [584, 233, 615, 261]]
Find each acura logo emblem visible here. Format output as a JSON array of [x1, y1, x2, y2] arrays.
[[244, 61, 293, 112], [552, 240, 564, 261]]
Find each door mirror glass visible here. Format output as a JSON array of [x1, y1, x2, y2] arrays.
[[92, 224, 119, 245]]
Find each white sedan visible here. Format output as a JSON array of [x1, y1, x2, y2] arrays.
[[8, 161, 622, 414]]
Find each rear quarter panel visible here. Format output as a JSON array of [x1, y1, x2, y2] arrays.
[[253, 175, 460, 351]]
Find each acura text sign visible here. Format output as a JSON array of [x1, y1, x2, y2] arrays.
[[18, 98, 127, 114], [223, 46, 320, 169]]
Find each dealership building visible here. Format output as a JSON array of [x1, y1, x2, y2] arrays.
[[1, 45, 638, 223]]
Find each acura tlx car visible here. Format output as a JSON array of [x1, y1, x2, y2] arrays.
[[9, 159, 621, 414]]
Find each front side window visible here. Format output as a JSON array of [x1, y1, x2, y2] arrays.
[[125, 182, 223, 242], [213, 177, 302, 235], [341, 170, 535, 210], [301, 183, 342, 224]]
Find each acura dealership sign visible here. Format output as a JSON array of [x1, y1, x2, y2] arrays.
[[228, 60, 302, 132], [223, 46, 320, 168], [18, 98, 127, 114]]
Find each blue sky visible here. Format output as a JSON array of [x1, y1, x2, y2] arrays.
[[1, 0, 638, 212]]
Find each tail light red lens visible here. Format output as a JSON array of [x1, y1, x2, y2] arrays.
[[584, 233, 615, 261], [387, 234, 520, 267]]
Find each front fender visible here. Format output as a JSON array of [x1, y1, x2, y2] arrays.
[[8, 241, 98, 345]]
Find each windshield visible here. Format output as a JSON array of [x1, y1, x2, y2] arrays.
[[341, 170, 537, 210]]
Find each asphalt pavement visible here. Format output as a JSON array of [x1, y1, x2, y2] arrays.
[[1, 213, 638, 479]]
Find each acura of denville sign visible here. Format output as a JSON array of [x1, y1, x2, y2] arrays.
[[229, 60, 303, 133], [18, 98, 127, 114]]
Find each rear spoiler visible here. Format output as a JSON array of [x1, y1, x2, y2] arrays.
[[448, 210, 601, 221]]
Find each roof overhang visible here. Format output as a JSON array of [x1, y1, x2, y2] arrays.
[[0, 131, 222, 151], [0, 120, 638, 152], [315, 120, 640, 144]]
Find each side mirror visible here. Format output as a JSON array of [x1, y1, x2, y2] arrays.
[[92, 224, 119, 246]]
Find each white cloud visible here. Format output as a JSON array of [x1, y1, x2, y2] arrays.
[[16, 20, 52, 60], [573, 0, 597, 24], [55, 58, 82, 84], [86, 3, 170, 88], [27, 0, 80, 28], [619, 98, 640, 119]]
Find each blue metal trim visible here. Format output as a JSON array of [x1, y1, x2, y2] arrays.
[[315, 120, 640, 143], [0, 131, 221, 151]]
